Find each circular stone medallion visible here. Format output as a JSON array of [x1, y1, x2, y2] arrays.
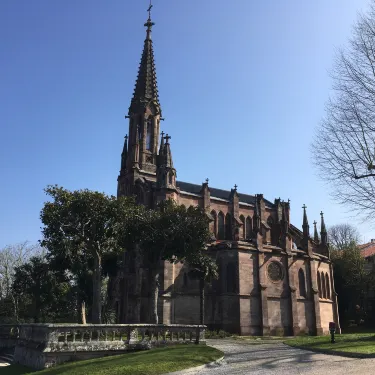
[[267, 261, 283, 282]]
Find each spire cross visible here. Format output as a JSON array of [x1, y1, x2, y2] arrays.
[[302, 204, 307, 210], [161, 131, 164, 138], [320, 211, 324, 217], [164, 134, 171, 143], [234, 184, 238, 190], [313, 220, 317, 226], [125, 134, 128, 141], [205, 178, 209, 184], [147, 0, 153, 20]]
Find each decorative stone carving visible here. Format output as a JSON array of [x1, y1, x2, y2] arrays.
[[267, 261, 284, 282]]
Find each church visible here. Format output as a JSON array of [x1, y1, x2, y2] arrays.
[[114, 6, 340, 336]]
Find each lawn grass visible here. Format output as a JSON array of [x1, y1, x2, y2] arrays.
[[1, 345, 223, 375], [285, 333, 375, 356]]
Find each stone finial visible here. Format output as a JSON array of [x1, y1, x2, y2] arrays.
[[320, 211, 328, 245], [302, 204, 309, 238], [313, 220, 320, 243]]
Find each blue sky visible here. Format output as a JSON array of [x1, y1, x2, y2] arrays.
[[0, 0, 373, 248]]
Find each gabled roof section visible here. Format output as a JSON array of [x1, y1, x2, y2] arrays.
[[359, 240, 375, 258], [176, 181, 274, 207], [129, 15, 161, 116]]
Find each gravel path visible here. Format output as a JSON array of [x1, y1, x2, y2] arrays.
[[173, 339, 375, 375]]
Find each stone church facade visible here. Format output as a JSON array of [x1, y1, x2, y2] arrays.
[[114, 9, 340, 335]]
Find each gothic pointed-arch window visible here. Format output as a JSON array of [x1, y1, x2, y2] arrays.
[[211, 210, 217, 237], [225, 213, 232, 240], [325, 273, 330, 299], [218, 212, 225, 240], [321, 272, 327, 299], [226, 263, 237, 293], [298, 268, 306, 298], [239, 215, 245, 239], [146, 118, 153, 150], [246, 216, 252, 239], [317, 271, 322, 298]]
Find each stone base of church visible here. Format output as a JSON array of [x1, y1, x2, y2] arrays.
[[117, 242, 339, 337]]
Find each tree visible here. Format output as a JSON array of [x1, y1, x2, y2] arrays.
[[328, 223, 360, 251], [331, 242, 369, 325], [313, 2, 375, 220], [120, 201, 212, 324], [12, 256, 73, 323], [187, 254, 218, 325], [0, 242, 43, 322], [40, 186, 129, 323]]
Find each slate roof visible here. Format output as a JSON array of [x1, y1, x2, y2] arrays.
[[176, 181, 274, 207]]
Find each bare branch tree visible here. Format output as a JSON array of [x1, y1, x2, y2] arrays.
[[313, 2, 375, 220], [0, 241, 43, 299], [328, 223, 360, 250]]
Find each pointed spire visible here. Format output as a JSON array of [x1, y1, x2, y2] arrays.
[[313, 220, 320, 243], [320, 211, 327, 245], [302, 204, 309, 238], [156, 133, 176, 189], [129, 0, 161, 116], [161, 134, 174, 168], [158, 131, 165, 160], [121, 134, 128, 170]]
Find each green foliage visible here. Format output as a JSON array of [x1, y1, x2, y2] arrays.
[[117, 200, 214, 323], [3, 346, 224, 375], [0, 242, 45, 323], [331, 242, 370, 325], [12, 256, 75, 323], [286, 333, 375, 355], [40, 186, 134, 323], [205, 329, 231, 339], [2, 188, 215, 325], [40, 185, 125, 260], [125, 200, 212, 265]]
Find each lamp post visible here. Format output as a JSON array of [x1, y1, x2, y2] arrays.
[[329, 322, 336, 343]]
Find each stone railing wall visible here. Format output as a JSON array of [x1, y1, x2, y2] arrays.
[[0, 324, 19, 349], [0, 323, 206, 370]]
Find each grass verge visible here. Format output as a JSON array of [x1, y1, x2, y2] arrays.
[[1, 345, 223, 375], [285, 333, 375, 356]]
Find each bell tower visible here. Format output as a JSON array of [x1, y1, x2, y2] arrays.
[[117, 1, 162, 198]]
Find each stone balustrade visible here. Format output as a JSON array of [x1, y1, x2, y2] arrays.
[[0, 323, 206, 370], [0, 324, 19, 349]]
